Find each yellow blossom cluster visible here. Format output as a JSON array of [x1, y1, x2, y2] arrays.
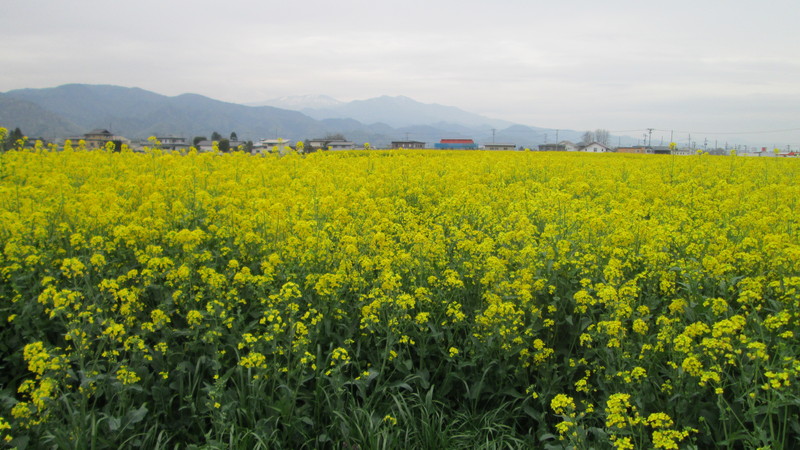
[[0, 146, 799, 447]]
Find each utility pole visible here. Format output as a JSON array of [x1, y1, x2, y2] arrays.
[[646, 128, 654, 147], [491, 128, 496, 144], [555, 130, 559, 145]]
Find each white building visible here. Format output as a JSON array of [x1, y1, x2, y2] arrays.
[[483, 143, 517, 151], [562, 141, 580, 152], [155, 136, 189, 151], [580, 142, 611, 153], [308, 139, 356, 151], [256, 138, 293, 154]]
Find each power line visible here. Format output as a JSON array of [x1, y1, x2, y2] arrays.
[[654, 127, 800, 135], [610, 127, 800, 135]]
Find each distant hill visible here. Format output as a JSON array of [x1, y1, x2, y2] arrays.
[[1, 84, 601, 148], [250, 94, 344, 110], [2, 84, 333, 141], [0, 93, 82, 139], [257, 94, 515, 129]]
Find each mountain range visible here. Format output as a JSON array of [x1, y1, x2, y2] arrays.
[[0, 84, 597, 148], [252, 94, 515, 129]]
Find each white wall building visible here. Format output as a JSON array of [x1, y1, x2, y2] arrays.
[[580, 142, 611, 153]]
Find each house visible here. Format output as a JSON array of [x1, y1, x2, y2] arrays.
[[255, 138, 292, 153], [391, 140, 426, 149], [650, 146, 672, 155], [616, 146, 650, 154], [434, 139, 477, 150], [155, 136, 189, 151], [83, 129, 114, 143], [743, 149, 800, 158], [194, 139, 247, 152], [258, 138, 291, 147], [536, 141, 579, 152], [328, 140, 357, 150], [307, 138, 356, 151], [562, 141, 580, 152], [538, 143, 567, 151], [483, 143, 517, 151], [194, 140, 215, 152], [71, 129, 130, 150], [580, 142, 611, 153]]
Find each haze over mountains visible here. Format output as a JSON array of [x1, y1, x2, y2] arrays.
[[0, 84, 598, 147], [253, 95, 515, 129], [250, 95, 344, 111]]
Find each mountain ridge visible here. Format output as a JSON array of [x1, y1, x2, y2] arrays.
[[1, 84, 594, 147], [256, 94, 515, 129]]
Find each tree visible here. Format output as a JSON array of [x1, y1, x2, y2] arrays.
[[109, 140, 123, 152], [581, 129, 610, 145], [230, 132, 238, 141], [325, 133, 345, 141], [7, 127, 25, 148], [211, 131, 222, 141], [296, 141, 305, 153], [594, 129, 610, 146], [193, 136, 207, 146], [218, 139, 230, 152]]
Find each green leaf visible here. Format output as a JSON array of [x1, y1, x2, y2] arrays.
[[126, 404, 148, 425], [300, 416, 314, 426], [107, 416, 121, 432], [538, 432, 557, 442]]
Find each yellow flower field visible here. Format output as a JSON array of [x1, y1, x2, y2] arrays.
[[0, 142, 799, 448]]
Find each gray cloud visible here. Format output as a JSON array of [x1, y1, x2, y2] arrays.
[[1, 0, 798, 145]]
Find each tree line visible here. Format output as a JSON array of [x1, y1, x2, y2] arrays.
[[192, 131, 253, 153], [581, 129, 610, 146], [0, 127, 30, 152]]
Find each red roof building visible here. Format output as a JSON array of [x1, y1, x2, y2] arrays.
[[435, 139, 477, 149]]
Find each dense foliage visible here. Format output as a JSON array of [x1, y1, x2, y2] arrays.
[[1, 144, 799, 448]]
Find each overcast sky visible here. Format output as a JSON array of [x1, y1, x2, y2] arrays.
[[2, 0, 799, 146]]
